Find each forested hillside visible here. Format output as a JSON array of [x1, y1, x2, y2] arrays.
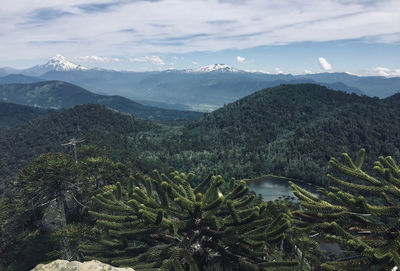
[[1, 84, 400, 190], [178, 84, 400, 184], [0, 104, 165, 192], [2, 1, 399, 269], [0, 101, 52, 130], [0, 81, 203, 120], [2, 83, 400, 271]]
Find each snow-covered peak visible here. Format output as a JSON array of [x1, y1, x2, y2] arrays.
[[24, 54, 88, 76], [39, 54, 88, 71], [192, 64, 240, 73], [163, 68, 179, 73]]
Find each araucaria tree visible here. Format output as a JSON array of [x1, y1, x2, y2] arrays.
[[291, 149, 400, 270], [80, 170, 298, 270]]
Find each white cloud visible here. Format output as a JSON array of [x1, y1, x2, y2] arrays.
[[0, 0, 400, 61], [130, 56, 165, 65], [74, 55, 122, 62], [304, 69, 313, 74], [192, 61, 198, 65], [244, 68, 284, 74], [318, 57, 332, 71], [236, 56, 245, 63], [369, 67, 400, 77]]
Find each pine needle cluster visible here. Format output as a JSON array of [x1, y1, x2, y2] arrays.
[[80, 170, 298, 270], [291, 149, 400, 270]]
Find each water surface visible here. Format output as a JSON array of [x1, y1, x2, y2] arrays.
[[248, 178, 295, 201]]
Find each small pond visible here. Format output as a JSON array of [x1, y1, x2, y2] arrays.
[[247, 177, 296, 202]]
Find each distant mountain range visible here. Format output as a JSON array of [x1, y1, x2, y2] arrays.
[[1, 55, 399, 110], [0, 74, 44, 84], [38, 70, 368, 107], [189, 64, 240, 73], [0, 81, 202, 121]]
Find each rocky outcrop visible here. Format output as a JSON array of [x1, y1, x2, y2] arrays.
[[31, 260, 135, 271]]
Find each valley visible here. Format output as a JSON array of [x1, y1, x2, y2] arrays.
[[0, 81, 202, 120], [0, 78, 399, 271], [1, 83, 400, 192], [2, 55, 400, 113], [2, 2, 400, 270], [1, 57, 400, 271]]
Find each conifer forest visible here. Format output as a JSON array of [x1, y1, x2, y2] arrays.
[[1, 83, 400, 271], [3, 1, 400, 269]]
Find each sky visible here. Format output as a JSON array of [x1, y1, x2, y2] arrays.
[[1, 0, 400, 76]]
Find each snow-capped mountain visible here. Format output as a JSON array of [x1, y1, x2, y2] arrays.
[[23, 54, 88, 76], [191, 64, 240, 73]]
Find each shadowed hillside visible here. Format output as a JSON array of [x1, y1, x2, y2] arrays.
[[0, 81, 203, 120], [0, 104, 165, 190], [0, 101, 52, 130]]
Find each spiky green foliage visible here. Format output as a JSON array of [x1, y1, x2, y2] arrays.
[[291, 149, 400, 270], [81, 170, 298, 270], [0, 150, 134, 271]]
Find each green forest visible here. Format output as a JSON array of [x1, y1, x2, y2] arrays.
[[1, 84, 400, 270]]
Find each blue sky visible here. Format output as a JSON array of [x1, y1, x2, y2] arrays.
[[1, 0, 399, 76]]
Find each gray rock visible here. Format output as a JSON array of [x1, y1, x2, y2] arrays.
[[31, 260, 135, 271]]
